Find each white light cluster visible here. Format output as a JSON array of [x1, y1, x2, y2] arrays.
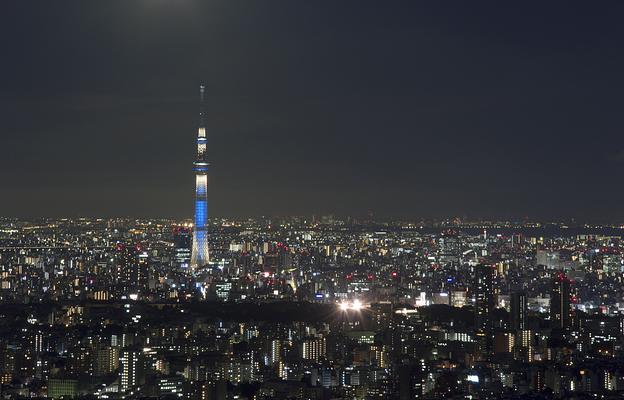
[[339, 299, 364, 311]]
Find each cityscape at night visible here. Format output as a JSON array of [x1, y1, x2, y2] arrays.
[[3, 1, 624, 399], [2, 216, 624, 399]]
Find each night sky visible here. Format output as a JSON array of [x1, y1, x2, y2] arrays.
[[2, 1, 624, 221]]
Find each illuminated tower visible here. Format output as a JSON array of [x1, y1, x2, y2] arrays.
[[191, 85, 210, 268]]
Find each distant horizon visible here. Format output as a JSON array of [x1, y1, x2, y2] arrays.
[[2, 214, 624, 226]]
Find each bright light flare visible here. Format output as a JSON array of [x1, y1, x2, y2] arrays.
[[338, 299, 365, 312]]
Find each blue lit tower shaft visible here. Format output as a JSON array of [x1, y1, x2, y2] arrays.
[[191, 85, 210, 267]]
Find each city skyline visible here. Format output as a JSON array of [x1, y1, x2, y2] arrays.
[[2, 215, 624, 398], [3, 2, 624, 398], [2, 1, 624, 221]]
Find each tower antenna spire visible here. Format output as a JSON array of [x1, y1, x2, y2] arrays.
[[199, 84, 205, 128]]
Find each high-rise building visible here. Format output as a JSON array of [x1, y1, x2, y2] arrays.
[[95, 345, 119, 377], [551, 272, 571, 331], [473, 264, 495, 359], [301, 337, 326, 362], [191, 84, 210, 268], [270, 339, 282, 365], [173, 226, 192, 266], [474, 264, 494, 333], [200, 380, 227, 400], [510, 291, 528, 331], [114, 244, 148, 295], [120, 348, 146, 393]]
